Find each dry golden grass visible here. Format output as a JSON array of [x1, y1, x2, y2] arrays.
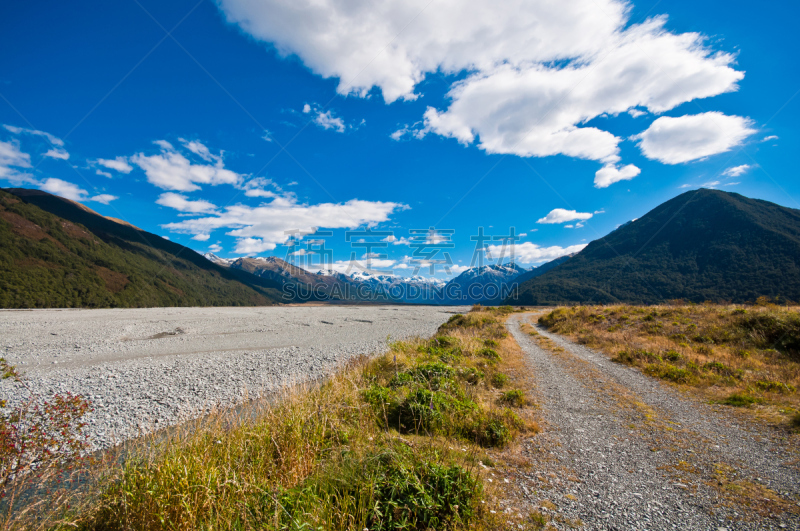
[[538, 304, 800, 428]]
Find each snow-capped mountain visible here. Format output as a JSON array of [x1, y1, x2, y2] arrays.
[[203, 252, 233, 266], [442, 263, 528, 304]]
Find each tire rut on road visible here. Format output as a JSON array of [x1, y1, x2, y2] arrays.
[[505, 314, 800, 531]]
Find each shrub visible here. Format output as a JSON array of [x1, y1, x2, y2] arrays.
[[396, 389, 475, 435], [476, 347, 500, 362], [754, 381, 796, 394], [459, 367, 484, 385], [465, 409, 523, 448], [644, 363, 693, 384], [793, 413, 800, 429], [613, 349, 659, 365], [739, 312, 800, 360], [0, 358, 92, 497], [499, 389, 527, 408], [280, 445, 481, 531], [490, 373, 509, 389], [390, 362, 455, 390], [663, 350, 682, 362], [483, 339, 499, 348], [720, 393, 763, 407]]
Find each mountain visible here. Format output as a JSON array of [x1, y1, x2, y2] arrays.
[[512, 254, 575, 285], [442, 263, 527, 304], [508, 189, 800, 305], [0, 188, 283, 308]]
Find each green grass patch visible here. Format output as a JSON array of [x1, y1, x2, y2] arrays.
[[490, 373, 508, 389], [720, 393, 764, 407], [499, 389, 527, 408]]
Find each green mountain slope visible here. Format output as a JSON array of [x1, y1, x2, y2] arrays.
[[0, 188, 283, 308], [508, 189, 800, 305]]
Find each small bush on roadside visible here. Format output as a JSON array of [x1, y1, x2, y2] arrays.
[[754, 381, 796, 394], [720, 393, 763, 407], [793, 412, 800, 429], [279, 444, 481, 531], [644, 363, 693, 384], [490, 373, 509, 389], [499, 389, 527, 408], [476, 348, 500, 362]]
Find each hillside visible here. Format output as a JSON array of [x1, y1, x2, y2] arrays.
[[0, 188, 283, 308], [509, 189, 800, 305]]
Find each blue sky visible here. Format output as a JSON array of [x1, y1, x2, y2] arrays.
[[1, 0, 798, 278]]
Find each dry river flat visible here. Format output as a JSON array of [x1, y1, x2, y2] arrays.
[[0, 305, 463, 450]]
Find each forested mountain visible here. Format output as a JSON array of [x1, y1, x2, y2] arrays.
[[508, 189, 800, 305], [0, 188, 282, 308]]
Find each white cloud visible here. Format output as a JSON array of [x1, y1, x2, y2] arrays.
[[0, 139, 35, 185], [180, 138, 223, 164], [218, 1, 745, 178], [302, 104, 347, 133], [634, 112, 756, 164], [762, 135, 778, 142], [722, 164, 751, 177], [208, 243, 223, 253], [594, 164, 641, 188], [3, 125, 64, 147], [518, 232, 527, 237], [447, 264, 470, 275], [97, 157, 133, 174], [90, 194, 118, 204], [243, 177, 280, 198], [130, 140, 242, 192], [96, 169, 112, 178], [43, 148, 69, 160], [486, 242, 586, 264], [192, 234, 211, 241], [537, 208, 593, 224], [36, 177, 117, 204], [628, 109, 646, 118], [156, 192, 218, 214], [39, 178, 88, 201], [163, 196, 408, 253]]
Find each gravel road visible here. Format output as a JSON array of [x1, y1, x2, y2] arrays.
[[505, 314, 800, 530], [0, 305, 463, 450]]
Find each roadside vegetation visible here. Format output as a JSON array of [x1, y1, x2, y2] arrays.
[[1, 306, 540, 530], [538, 302, 800, 427]]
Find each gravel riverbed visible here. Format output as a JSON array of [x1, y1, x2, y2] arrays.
[[506, 314, 800, 530], [0, 305, 463, 450]]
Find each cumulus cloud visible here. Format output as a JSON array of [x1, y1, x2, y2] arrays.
[[722, 164, 751, 177], [156, 192, 218, 214], [38, 177, 117, 204], [43, 148, 70, 160], [594, 164, 641, 188], [537, 208, 593, 224], [39, 178, 87, 200], [485, 242, 586, 264], [97, 157, 133, 174], [634, 112, 756, 164], [163, 196, 408, 254], [0, 139, 35, 184], [217, 1, 745, 179], [130, 140, 242, 191], [208, 243, 223, 253]]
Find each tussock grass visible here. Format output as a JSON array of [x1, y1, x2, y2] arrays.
[[14, 307, 531, 530], [538, 304, 800, 427]]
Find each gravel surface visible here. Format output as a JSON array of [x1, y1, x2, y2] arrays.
[[505, 314, 800, 530], [0, 305, 463, 450]]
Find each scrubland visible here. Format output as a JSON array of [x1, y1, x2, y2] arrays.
[[537, 303, 800, 428]]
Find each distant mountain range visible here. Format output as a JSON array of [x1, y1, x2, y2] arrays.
[[5, 186, 794, 309], [507, 189, 800, 305], [0, 188, 283, 308]]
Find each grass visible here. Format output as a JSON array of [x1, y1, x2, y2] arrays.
[[5, 306, 534, 530], [538, 304, 800, 427]]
